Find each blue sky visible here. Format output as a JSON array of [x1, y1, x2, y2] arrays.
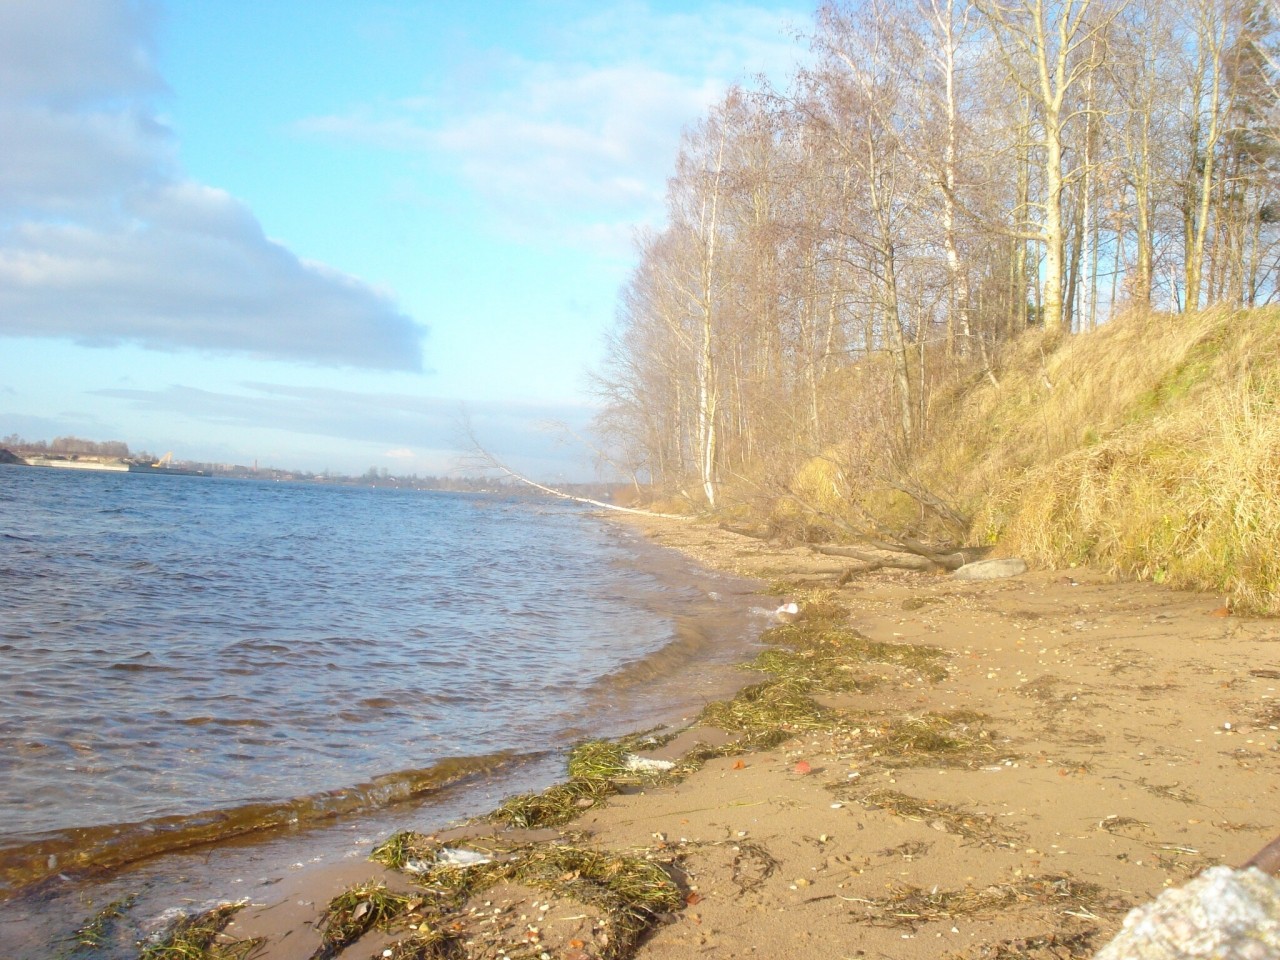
[[0, 0, 810, 479]]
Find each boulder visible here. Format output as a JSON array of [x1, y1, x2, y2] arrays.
[[952, 558, 1029, 580]]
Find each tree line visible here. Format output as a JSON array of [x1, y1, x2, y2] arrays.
[[2, 434, 137, 459], [595, 0, 1279, 511]]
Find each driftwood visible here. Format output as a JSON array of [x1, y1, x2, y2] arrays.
[[718, 523, 775, 541], [1245, 833, 1280, 876], [808, 542, 995, 572], [811, 543, 937, 571]]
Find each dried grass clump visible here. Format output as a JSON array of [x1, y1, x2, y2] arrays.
[[138, 903, 262, 960], [847, 874, 1123, 929], [846, 789, 1023, 846]]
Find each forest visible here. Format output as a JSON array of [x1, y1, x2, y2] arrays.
[[593, 0, 1280, 612], [593, 1, 1280, 609]]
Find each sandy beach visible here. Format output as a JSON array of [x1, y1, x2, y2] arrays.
[[202, 517, 1280, 959]]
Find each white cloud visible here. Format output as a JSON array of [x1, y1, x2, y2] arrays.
[[296, 2, 805, 249], [0, 0, 162, 104], [0, 0, 426, 370]]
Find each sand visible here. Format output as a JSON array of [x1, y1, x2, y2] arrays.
[[216, 516, 1280, 960]]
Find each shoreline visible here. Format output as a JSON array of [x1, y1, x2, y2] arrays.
[[0, 510, 767, 959], [16, 515, 1280, 959]]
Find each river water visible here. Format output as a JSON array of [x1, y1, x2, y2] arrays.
[[0, 465, 765, 956]]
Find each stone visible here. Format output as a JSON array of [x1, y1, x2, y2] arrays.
[[952, 558, 1029, 580], [1094, 866, 1280, 959]]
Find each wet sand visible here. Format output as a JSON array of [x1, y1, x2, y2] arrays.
[[79, 517, 1280, 958]]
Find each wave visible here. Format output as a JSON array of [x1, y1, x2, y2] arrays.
[[0, 750, 530, 897]]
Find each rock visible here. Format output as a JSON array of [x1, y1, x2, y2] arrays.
[[1094, 866, 1280, 959], [952, 558, 1029, 580]]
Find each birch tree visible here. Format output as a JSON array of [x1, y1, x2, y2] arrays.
[[976, 0, 1123, 334]]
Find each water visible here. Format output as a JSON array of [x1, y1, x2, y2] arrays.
[[0, 466, 765, 953]]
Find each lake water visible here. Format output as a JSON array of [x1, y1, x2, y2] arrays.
[[0, 466, 764, 954]]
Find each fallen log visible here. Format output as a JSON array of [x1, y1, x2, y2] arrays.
[[717, 523, 774, 541], [811, 544, 937, 571]]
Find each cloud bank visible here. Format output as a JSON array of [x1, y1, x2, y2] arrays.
[[0, 0, 425, 370]]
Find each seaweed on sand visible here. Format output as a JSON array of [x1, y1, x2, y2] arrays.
[[365, 836, 683, 960], [491, 776, 620, 828], [698, 678, 828, 748], [313, 881, 421, 957], [749, 646, 880, 693], [845, 710, 1003, 768], [138, 903, 262, 960], [488, 735, 690, 829], [761, 591, 949, 681]]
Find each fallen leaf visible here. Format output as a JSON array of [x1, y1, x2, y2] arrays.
[[732, 759, 746, 770], [1210, 606, 1231, 617], [569, 940, 585, 949], [686, 892, 704, 905]]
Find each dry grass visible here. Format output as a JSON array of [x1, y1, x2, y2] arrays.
[[842, 789, 1024, 847], [745, 307, 1280, 614], [845, 874, 1125, 930], [960, 308, 1280, 613]]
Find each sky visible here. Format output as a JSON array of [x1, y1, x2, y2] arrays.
[[0, 0, 812, 480]]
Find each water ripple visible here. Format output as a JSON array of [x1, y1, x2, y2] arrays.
[[0, 467, 764, 858]]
